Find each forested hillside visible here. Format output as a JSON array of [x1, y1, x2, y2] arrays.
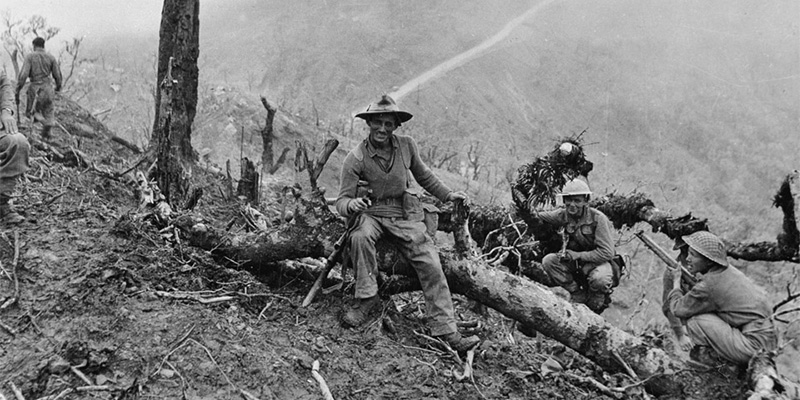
[[72, 0, 798, 240]]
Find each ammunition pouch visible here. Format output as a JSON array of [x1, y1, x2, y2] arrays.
[[402, 190, 424, 222]]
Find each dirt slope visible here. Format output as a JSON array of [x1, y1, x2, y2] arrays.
[[0, 104, 745, 399]]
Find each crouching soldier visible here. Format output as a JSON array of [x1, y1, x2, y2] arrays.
[[1, 70, 30, 225], [531, 178, 619, 313], [335, 94, 479, 352], [667, 231, 777, 367]]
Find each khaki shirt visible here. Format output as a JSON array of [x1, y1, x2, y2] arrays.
[[17, 48, 63, 90], [668, 266, 772, 329], [0, 71, 13, 112], [535, 207, 615, 264], [336, 134, 451, 218]]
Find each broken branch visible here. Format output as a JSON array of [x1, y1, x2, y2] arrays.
[[311, 360, 335, 400]]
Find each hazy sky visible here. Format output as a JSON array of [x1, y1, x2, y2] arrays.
[[3, 0, 230, 41]]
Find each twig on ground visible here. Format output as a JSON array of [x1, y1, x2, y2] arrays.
[[257, 300, 274, 320], [563, 372, 621, 399], [413, 330, 463, 364], [70, 365, 94, 386], [8, 381, 25, 400], [0, 319, 16, 337], [0, 258, 11, 280], [612, 350, 650, 400], [413, 357, 438, 375], [1, 232, 21, 311], [152, 324, 196, 377], [154, 290, 294, 307], [311, 360, 335, 400], [612, 350, 638, 380], [165, 360, 188, 399], [453, 349, 475, 382], [187, 338, 260, 399]]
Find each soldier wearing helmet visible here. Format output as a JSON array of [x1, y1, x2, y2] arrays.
[[335, 94, 479, 353], [667, 231, 776, 367], [533, 178, 617, 313]]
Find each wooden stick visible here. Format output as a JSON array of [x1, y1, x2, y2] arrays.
[[0, 319, 15, 337], [8, 381, 25, 400], [0, 258, 11, 280], [311, 360, 334, 400], [70, 366, 94, 386], [563, 372, 621, 399], [453, 349, 476, 382], [1, 232, 20, 310]]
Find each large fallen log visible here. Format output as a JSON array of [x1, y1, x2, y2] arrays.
[[175, 209, 683, 396]]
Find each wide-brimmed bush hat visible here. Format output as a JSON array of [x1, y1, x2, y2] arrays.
[[355, 95, 413, 123], [683, 231, 729, 267]]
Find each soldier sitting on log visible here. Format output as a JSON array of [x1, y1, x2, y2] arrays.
[[334, 94, 479, 352], [529, 178, 621, 313], [666, 230, 777, 367]]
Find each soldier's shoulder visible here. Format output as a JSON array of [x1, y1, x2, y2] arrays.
[[347, 140, 367, 162]]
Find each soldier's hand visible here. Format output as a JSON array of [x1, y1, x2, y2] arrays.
[[0, 108, 17, 134], [670, 268, 682, 289], [447, 191, 469, 204], [347, 197, 371, 214], [677, 333, 692, 352], [559, 250, 574, 262]]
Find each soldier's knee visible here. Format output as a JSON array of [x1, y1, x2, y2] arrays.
[[588, 275, 613, 293], [542, 253, 560, 270], [1, 133, 30, 151]]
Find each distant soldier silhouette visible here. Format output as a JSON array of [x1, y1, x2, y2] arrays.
[[0, 69, 31, 225], [16, 36, 63, 139]]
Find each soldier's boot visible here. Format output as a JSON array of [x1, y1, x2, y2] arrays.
[[437, 331, 481, 353], [0, 195, 23, 225], [688, 345, 724, 370], [565, 282, 588, 304], [341, 295, 382, 328], [585, 291, 612, 314]]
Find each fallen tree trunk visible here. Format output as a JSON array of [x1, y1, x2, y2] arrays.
[[175, 211, 683, 396]]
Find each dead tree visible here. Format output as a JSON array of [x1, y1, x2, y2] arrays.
[[237, 157, 259, 203], [151, 0, 200, 206], [259, 97, 290, 175]]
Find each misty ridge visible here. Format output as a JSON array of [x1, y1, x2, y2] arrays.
[[14, 0, 799, 243]]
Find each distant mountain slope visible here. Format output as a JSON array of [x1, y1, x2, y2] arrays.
[[86, 0, 798, 240]]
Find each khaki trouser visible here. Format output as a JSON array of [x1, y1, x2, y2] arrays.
[[542, 253, 614, 294], [0, 132, 30, 179], [348, 214, 457, 336], [26, 82, 56, 128], [687, 314, 777, 365]]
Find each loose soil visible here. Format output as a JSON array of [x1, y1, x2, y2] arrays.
[[0, 124, 748, 399]]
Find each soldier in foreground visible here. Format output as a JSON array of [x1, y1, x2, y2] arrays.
[[16, 36, 63, 139], [0, 70, 31, 225], [530, 178, 620, 313], [335, 94, 479, 352], [667, 230, 777, 366]]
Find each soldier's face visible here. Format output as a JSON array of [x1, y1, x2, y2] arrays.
[[368, 114, 397, 145], [563, 195, 588, 217], [687, 247, 714, 274]]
